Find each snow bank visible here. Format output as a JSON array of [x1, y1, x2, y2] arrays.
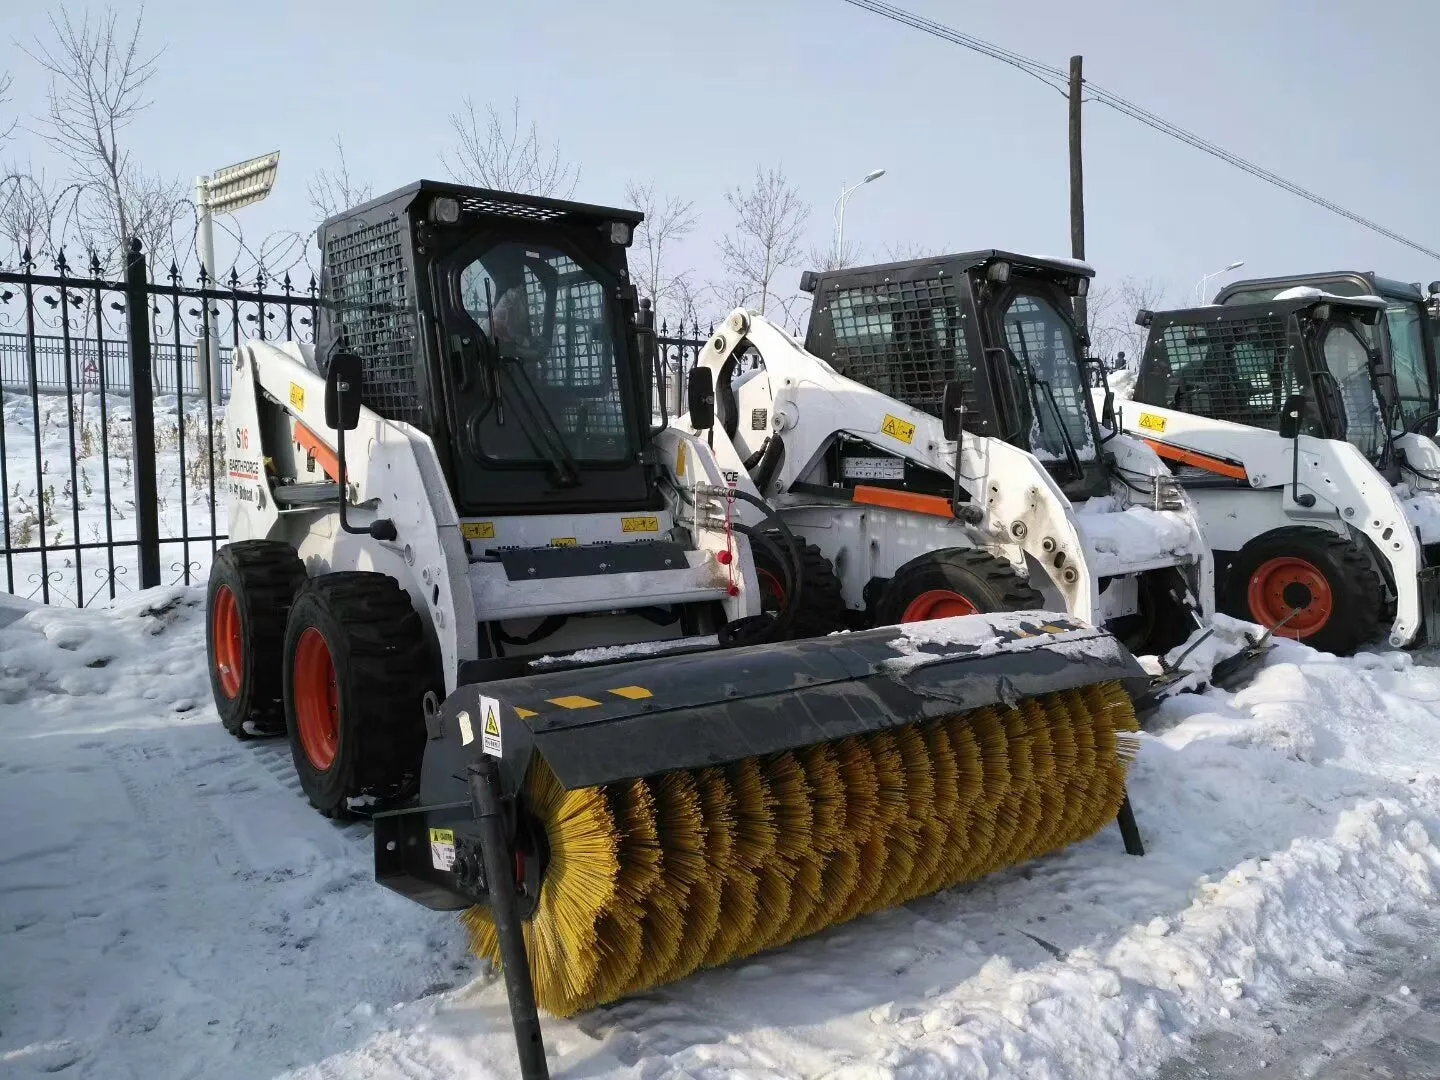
[[7, 596, 1440, 1078], [1396, 481, 1440, 544]]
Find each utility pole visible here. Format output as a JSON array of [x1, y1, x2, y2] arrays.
[[1068, 55, 1087, 337]]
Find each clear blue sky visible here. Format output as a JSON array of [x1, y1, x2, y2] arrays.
[[3, 0, 1436, 321]]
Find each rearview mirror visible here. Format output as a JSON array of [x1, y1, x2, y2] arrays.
[[1279, 393, 1306, 440], [941, 381, 965, 441], [687, 366, 715, 431], [324, 352, 363, 431]]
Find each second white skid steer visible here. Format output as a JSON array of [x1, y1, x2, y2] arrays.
[[667, 251, 1266, 698]]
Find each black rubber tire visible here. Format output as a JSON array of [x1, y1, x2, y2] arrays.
[[206, 540, 306, 739], [874, 548, 1044, 626], [282, 572, 437, 818], [750, 531, 849, 639], [1222, 526, 1385, 656]]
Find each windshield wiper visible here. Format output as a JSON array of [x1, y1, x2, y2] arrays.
[[495, 354, 582, 488], [1011, 320, 1085, 480]]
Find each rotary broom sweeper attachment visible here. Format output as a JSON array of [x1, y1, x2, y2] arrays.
[[375, 610, 1148, 1079]]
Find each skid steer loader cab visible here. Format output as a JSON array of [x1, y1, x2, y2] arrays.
[[1214, 271, 1440, 437], [317, 182, 655, 515], [1125, 291, 1440, 654], [802, 251, 1107, 501]]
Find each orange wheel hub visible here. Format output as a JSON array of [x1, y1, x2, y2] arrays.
[[901, 589, 980, 622], [211, 585, 243, 700], [293, 627, 340, 771], [757, 567, 786, 612], [1246, 556, 1333, 638]]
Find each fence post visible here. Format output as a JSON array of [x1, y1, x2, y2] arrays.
[[125, 238, 162, 590]]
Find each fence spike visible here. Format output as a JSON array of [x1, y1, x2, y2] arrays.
[[88, 251, 102, 276], [227, 268, 241, 291], [55, 247, 69, 275], [169, 260, 181, 283], [282, 272, 293, 294]]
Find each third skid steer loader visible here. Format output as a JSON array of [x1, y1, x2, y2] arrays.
[[670, 251, 1263, 697], [206, 181, 1151, 1079], [1117, 289, 1440, 655]]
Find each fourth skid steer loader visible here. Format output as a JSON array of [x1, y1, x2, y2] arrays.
[[205, 181, 1152, 1078], [1117, 289, 1440, 655]]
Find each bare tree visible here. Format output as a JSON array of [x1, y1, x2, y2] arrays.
[[1088, 276, 1168, 372], [883, 240, 942, 262], [307, 136, 372, 221], [717, 166, 811, 316], [23, 4, 184, 265], [442, 97, 579, 197], [624, 178, 697, 325], [805, 237, 863, 273], [0, 166, 60, 257]]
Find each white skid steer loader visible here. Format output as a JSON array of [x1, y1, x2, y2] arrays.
[[1113, 289, 1440, 655], [665, 251, 1267, 699], [204, 181, 1159, 1079]]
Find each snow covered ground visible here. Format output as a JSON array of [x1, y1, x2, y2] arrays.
[[1, 391, 224, 608], [5, 589, 1440, 1079]]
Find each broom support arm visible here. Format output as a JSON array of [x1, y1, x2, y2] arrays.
[[469, 758, 550, 1080]]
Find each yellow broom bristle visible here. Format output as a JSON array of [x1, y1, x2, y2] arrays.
[[582, 781, 661, 1007], [658, 770, 735, 983], [893, 725, 944, 905], [913, 721, 962, 897], [860, 732, 919, 915], [461, 680, 1143, 1016]]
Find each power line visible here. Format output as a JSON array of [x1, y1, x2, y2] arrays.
[[837, 0, 1440, 262]]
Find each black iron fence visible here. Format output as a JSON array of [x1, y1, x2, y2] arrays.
[[0, 243, 317, 607], [1, 242, 709, 609]]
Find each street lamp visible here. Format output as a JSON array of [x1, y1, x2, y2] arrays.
[[833, 168, 886, 264], [1194, 259, 1245, 305], [196, 151, 280, 404]]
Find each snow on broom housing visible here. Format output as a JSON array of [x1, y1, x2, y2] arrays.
[[204, 180, 1167, 1077]]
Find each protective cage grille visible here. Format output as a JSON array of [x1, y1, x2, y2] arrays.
[[1141, 314, 1297, 431], [323, 216, 425, 426], [822, 276, 971, 414]]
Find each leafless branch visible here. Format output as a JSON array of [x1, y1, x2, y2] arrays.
[[806, 237, 864, 273], [441, 97, 579, 197], [624, 178, 697, 325], [1087, 276, 1169, 372], [0, 165, 60, 257], [307, 136, 372, 220], [883, 240, 943, 262], [717, 166, 811, 317], [0, 72, 15, 148], [22, 3, 183, 265]]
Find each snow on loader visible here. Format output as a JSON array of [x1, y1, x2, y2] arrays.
[[205, 180, 1150, 1078], [670, 251, 1263, 699], [1116, 290, 1440, 655]]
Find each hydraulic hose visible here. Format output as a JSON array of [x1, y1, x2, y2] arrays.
[[694, 483, 807, 648]]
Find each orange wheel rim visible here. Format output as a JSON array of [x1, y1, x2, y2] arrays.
[[294, 627, 340, 771], [757, 567, 786, 612], [212, 585, 243, 700], [901, 589, 980, 622], [1246, 556, 1333, 639]]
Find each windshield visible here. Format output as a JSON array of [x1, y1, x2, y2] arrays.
[[1323, 323, 1385, 459], [1002, 293, 1096, 463], [458, 241, 633, 463], [1384, 300, 1431, 429]]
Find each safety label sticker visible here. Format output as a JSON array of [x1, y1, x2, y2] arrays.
[[289, 382, 305, 410], [429, 828, 455, 871], [881, 413, 916, 444], [1138, 412, 1167, 433], [480, 696, 502, 757], [456, 710, 473, 745], [461, 521, 496, 540]]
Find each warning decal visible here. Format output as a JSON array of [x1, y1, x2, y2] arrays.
[[1137, 412, 1167, 433], [456, 710, 473, 746], [880, 414, 916, 445], [429, 828, 455, 871], [480, 695, 502, 757], [289, 382, 305, 410], [461, 521, 496, 540], [621, 515, 660, 533], [676, 442, 688, 477]]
